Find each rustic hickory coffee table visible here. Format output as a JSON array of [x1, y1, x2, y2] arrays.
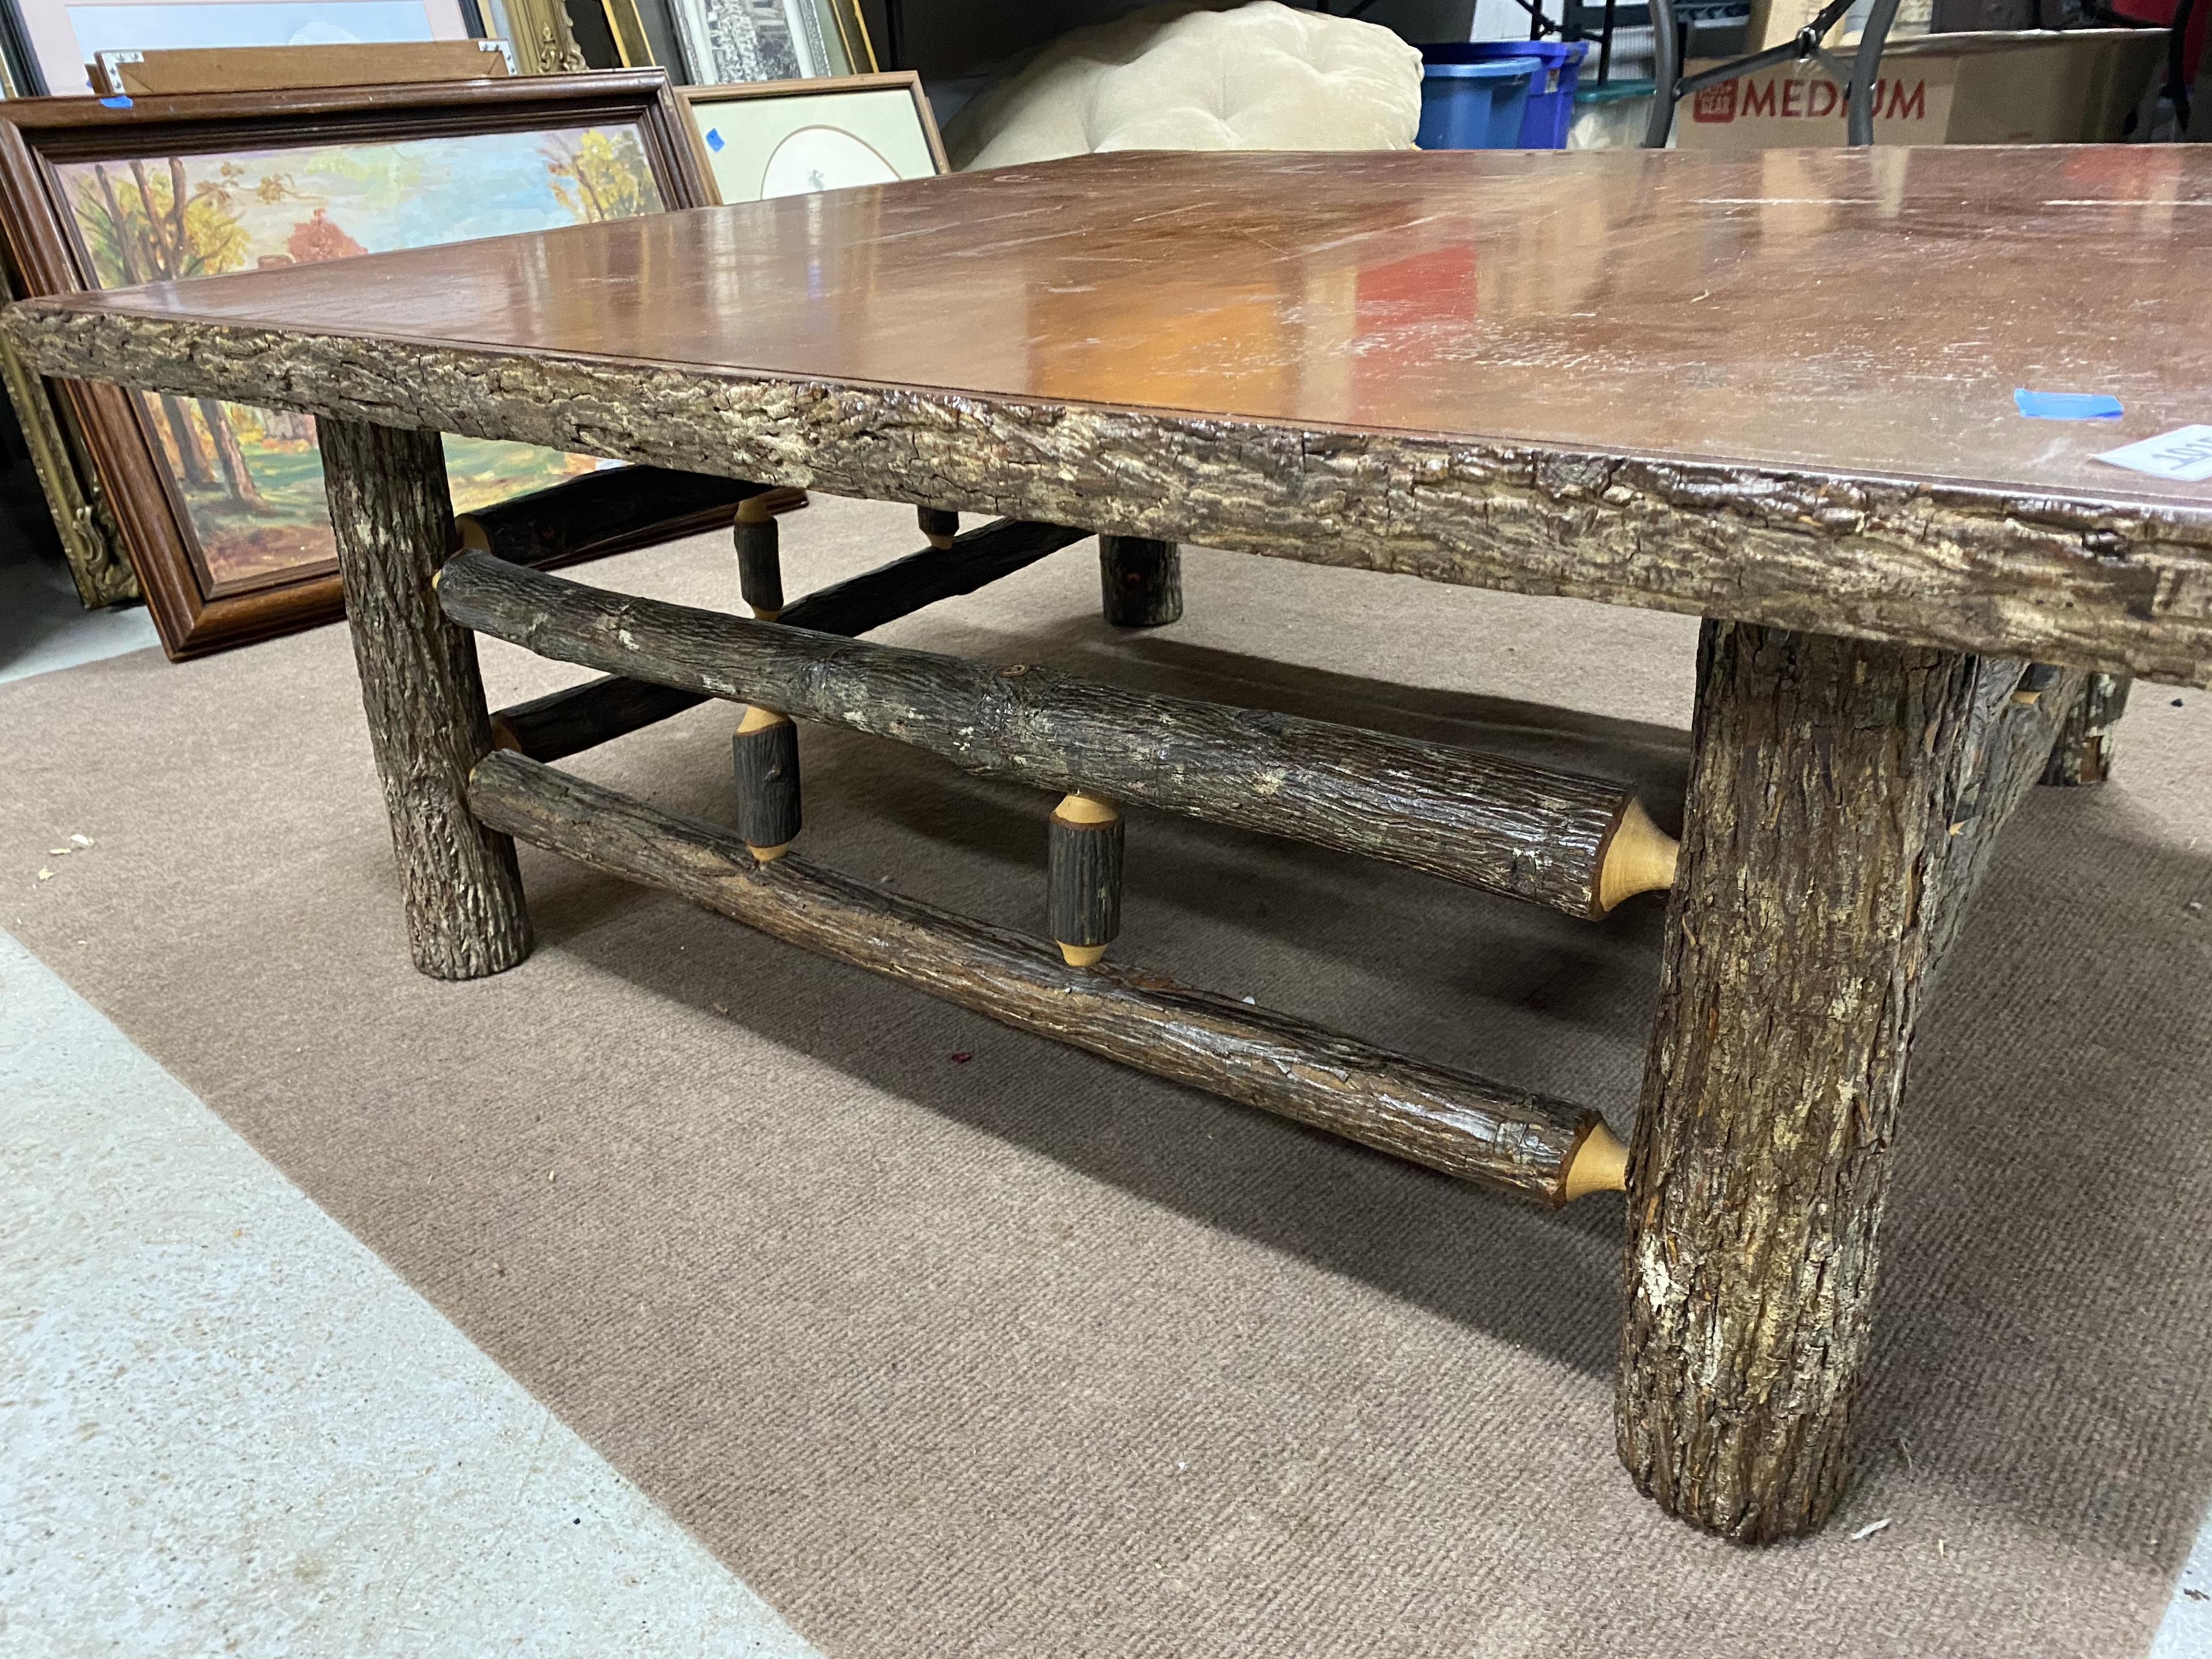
[[12, 146, 2209, 1544]]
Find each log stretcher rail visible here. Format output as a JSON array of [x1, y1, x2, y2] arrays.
[[452, 465, 769, 567], [487, 517, 1091, 763], [438, 552, 1681, 921], [468, 752, 1630, 1206]]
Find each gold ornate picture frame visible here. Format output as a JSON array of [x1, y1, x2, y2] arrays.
[[0, 253, 133, 604], [480, 0, 589, 72]]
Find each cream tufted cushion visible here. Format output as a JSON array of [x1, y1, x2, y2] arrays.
[[942, 1, 1424, 172]]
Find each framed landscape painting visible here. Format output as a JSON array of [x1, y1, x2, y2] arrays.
[[0, 72, 711, 655]]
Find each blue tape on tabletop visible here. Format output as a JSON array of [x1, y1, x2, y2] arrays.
[[2014, 388, 2123, 421], [98, 94, 131, 107], [705, 127, 724, 151]]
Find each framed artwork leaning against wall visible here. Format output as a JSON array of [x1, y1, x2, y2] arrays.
[[671, 0, 873, 86], [88, 38, 517, 94], [0, 249, 133, 604], [0, 71, 713, 656], [679, 69, 942, 203], [478, 0, 589, 72], [5, 0, 479, 97]]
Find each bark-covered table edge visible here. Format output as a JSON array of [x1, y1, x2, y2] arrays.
[[8, 300, 2212, 687]]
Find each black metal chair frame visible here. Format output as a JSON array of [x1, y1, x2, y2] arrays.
[[1645, 0, 1906, 142]]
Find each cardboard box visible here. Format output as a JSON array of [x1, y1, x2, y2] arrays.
[[1743, 0, 1935, 54], [1929, 0, 2039, 32], [1676, 27, 2165, 148]]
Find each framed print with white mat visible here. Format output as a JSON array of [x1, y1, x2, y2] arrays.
[[679, 69, 942, 203]]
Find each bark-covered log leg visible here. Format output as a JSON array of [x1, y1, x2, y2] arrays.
[[1099, 535, 1182, 627], [1618, 621, 1987, 1543], [2041, 672, 2131, 786], [319, 417, 529, 979], [1926, 660, 2080, 968]]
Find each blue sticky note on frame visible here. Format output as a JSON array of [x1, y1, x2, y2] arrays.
[[704, 127, 725, 152], [99, 95, 131, 108], [2014, 388, 2122, 421]]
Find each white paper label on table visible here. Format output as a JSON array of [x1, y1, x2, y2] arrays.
[[2094, 426, 2212, 484]]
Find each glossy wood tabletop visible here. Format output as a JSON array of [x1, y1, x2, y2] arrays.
[[17, 146, 2212, 511], [19, 146, 2212, 507], [17, 146, 2212, 677]]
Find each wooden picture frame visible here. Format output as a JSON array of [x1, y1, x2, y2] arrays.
[[0, 71, 711, 657], [5, 0, 477, 97], [677, 69, 943, 204], [0, 248, 134, 603], [89, 39, 516, 95]]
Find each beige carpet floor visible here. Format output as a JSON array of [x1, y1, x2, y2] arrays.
[[7, 494, 2212, 1657]]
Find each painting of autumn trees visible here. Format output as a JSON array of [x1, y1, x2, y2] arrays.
[[60, 127, 664, 589]]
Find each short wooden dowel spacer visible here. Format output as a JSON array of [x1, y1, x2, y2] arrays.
[[1557, 1117, 1630, 1202], [1594, 797, 1680, 914], [1051, 790, 1120, 828], [1050, 790, 1123, 967], [1098, 535, 1182, 628], [734, 503, 791, 619], [918, 505, 959, 551], [733, 703, 801, 857]]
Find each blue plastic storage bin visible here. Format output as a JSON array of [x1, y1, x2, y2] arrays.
[[1419, 40, 1589, 149], [1414, 57, 1541, 150]]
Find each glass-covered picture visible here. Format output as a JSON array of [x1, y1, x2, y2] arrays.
[[672, 0, 872, 86], [54, 126, 662, 590], [681, 72, 946, 204], [16, 0, 474, 96]]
